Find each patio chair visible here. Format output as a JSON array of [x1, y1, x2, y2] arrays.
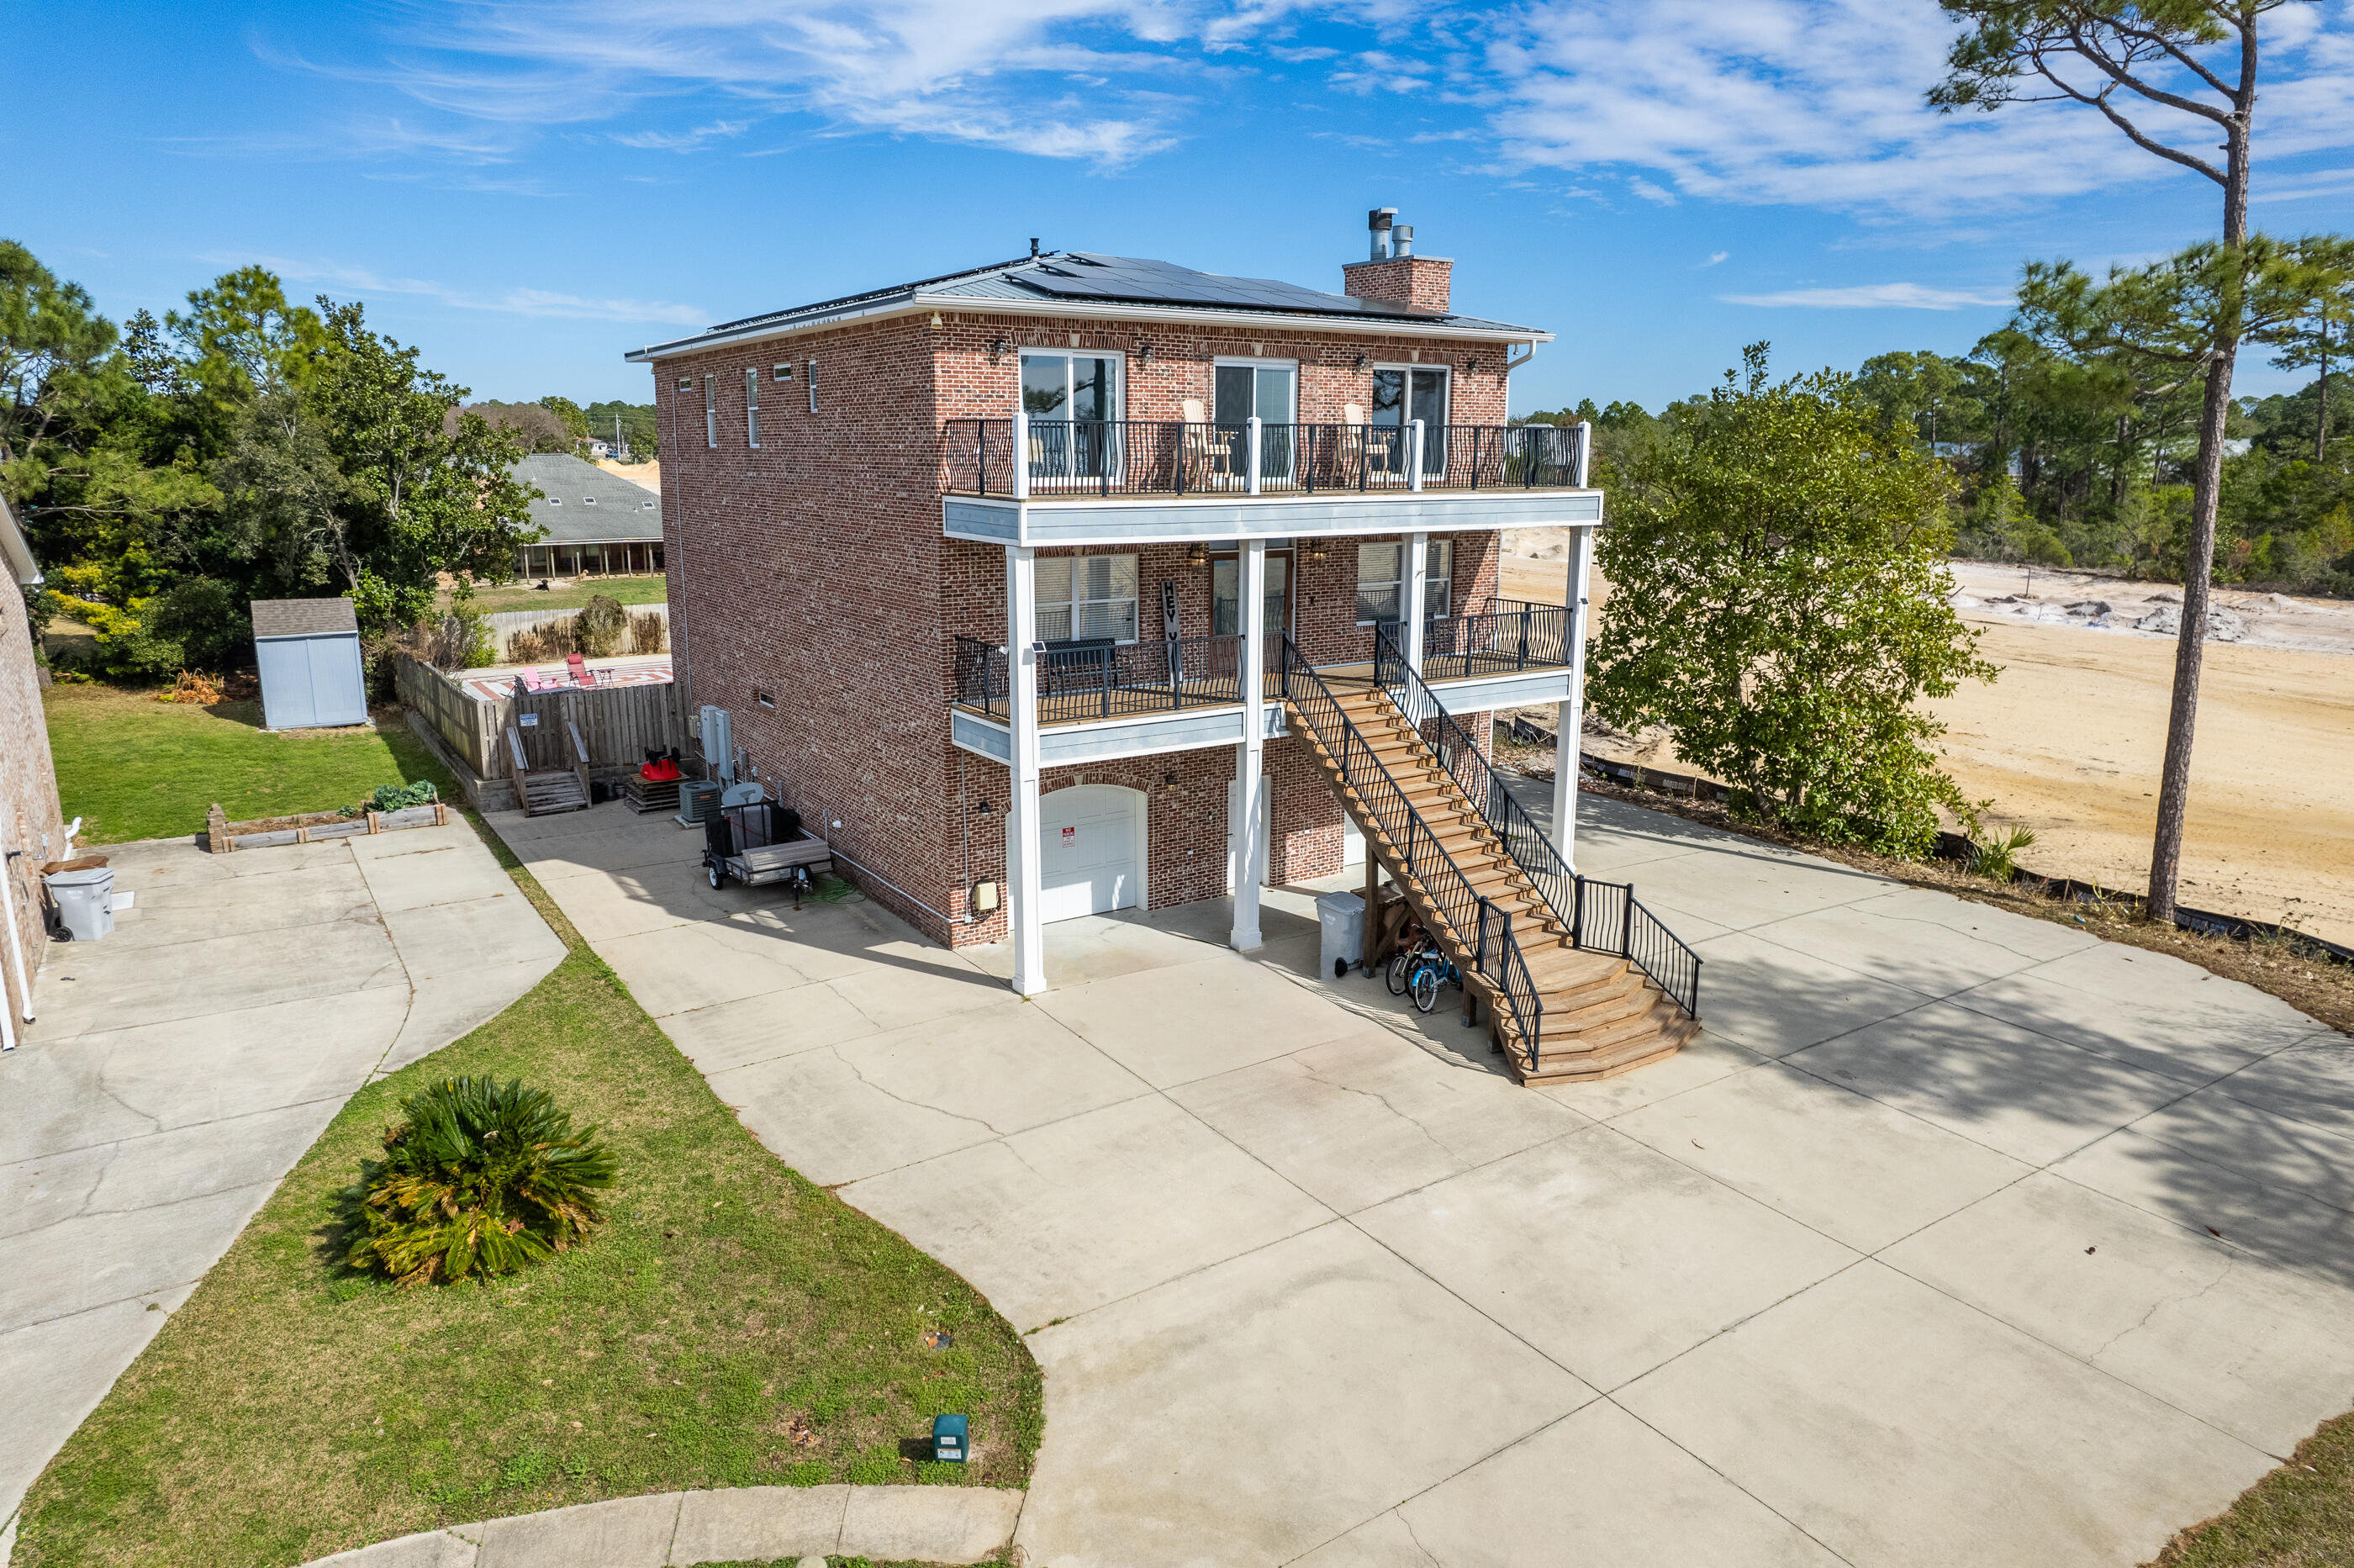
[[1180, 399, 1238, 489]]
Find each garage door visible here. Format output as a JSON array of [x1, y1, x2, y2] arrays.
[[1038, 785, 1141, 922]]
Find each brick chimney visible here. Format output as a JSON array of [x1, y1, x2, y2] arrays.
[[1342, 207, 1452, 314]]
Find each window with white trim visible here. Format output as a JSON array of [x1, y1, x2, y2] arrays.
[[1355, 539, 1452, 626], [1037, 554, 1138, 644], [806, 359, 817, 414], [744, 366, 761, 448], [772, 362, 793, 383], [703, 374, 716, 449]]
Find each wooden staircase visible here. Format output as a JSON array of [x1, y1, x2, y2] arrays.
[[1293, 683, 1699, 1084], [508, 724, 592, 817]]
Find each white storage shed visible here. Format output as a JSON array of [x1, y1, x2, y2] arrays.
[[251, 599, 369, 730]]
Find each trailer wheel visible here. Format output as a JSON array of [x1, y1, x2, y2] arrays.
[[707, 863, 724, 890]]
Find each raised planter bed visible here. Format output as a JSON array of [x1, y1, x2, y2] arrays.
[[205, 800, 449, 853]]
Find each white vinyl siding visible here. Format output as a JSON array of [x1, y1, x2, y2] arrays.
[[744, 367, 760, 448], [1037, 554, 1138, 643]]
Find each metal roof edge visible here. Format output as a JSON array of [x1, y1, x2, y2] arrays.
[[625, 295, 1551, 362]]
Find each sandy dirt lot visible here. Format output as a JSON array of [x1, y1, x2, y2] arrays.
[[1499, 536, 2354, 948], [596, 457, 660, 491]]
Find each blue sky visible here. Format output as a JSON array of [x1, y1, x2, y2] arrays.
[[12, 0, 2354, 414]]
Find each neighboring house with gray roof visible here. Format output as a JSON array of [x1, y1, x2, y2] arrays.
[[512, 453, 664, 578]]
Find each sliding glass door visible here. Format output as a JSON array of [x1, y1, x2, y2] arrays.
[[1370, 367, 1449, 479], [1022, 351, 1122, 484], [1212, 361, 1297, 482]]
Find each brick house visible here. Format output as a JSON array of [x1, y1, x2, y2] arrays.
[[620, 209, 1688, 1079], [2, 494, 67, 1051]]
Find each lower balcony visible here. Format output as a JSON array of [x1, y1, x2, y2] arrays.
[[949, 600, 1575, 765]]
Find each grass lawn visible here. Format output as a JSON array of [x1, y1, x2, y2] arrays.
[[13, 842, 1041, 1568], [448, 575, 668, 615], [2147, 1410, 2354, 1565], [43, 683, 451, 845]]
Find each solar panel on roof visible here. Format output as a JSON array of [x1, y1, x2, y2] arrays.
[[1004, 253, 1438, 319]]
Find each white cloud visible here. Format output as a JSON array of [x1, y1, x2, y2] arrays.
[[1698, 250, 1729, 267], [610, 119, 753, 151], [212, 255, 708, 325], [346, 1, 1250, 165], [1720, 282, 2014, 309], [1480, 0, 2354, 217]]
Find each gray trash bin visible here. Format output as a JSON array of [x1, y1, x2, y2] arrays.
[[1315, 890, 1365, 979], [47, 865, 115, 942]]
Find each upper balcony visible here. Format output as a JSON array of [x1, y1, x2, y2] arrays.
[[948, 599, 1581, 766], [941, 418, 1602, 549]]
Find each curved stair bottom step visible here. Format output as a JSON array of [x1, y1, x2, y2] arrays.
[[1506, 1014, 1702, 1085]]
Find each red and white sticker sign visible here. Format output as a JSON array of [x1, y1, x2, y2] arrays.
[[1061, 826, 1076, 842]]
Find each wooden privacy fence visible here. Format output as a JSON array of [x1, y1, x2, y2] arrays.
[[396, 656, 683, 781]]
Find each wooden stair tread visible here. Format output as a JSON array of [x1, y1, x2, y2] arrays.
[[1296, 684, 1699, 1089]]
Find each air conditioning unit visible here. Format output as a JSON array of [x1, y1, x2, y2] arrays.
[[676, 779, 722, 827]]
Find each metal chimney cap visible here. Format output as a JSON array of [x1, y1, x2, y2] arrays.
[[1029, 237, 1041, 258], [1367, 208, 1397, 230]]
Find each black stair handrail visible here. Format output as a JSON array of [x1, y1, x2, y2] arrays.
[[1278, 638, 1545, 1058], [1371, 626, 1703, 1022], [1373, 625, 1575, 932]]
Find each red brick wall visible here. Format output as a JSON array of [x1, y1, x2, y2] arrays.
[[654, 301, 1517, 948], [1341, 257, 1454, 314], [3, 585, 64, 1014]]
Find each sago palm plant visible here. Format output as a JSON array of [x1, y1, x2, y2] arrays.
[[342, 1075, 615, 1285]]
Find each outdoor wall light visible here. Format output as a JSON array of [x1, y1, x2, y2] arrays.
[[1137, 341, 1154, 363], [1164, 771, 1180, 790], [989, 336, 1008, 364], [1185, 543, 1208, 567], [974, 799, 993, 816], [1354, 352, 1368, 371]]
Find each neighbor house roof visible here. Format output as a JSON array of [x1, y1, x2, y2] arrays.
[[250, 599, 358, 639], [513, 454, 663, 546], [0, 494, 38, 588], [624, 251, 1549, 363]]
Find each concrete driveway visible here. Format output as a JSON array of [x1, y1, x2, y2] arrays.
[[498, 797, 2352, 1568], [0, 821, 564, 1531]]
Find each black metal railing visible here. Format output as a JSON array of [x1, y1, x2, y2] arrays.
[[940, 419, 1587, 499], [952, 632, 1247, 721], [1374, 626, 1576, 935], [1418, 603, 1573, 678], [1572, 878, 1702, 1022], [1375, 625, 1702, 1029], [1280, 636, 1544, 1051]]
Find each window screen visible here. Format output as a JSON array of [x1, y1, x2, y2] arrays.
[[1036, 554, 1138, 643], [744, 367, 760, 448]]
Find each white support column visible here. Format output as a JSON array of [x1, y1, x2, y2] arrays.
[[1246, 415, 1263, 497], [1005, 546, 1048, 995], [1232, 539, 1268, 952], [1401, 530, 1429, 676], [1554, 522, 1596, 872], [1408, 419, 1426, 493], [1011, 409, 1032, 500]]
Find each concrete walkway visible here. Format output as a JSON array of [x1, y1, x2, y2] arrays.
[[0, 821, 565, 1532], [304, 1483, 1021, 1567], [493, 797, 2351, 1567]]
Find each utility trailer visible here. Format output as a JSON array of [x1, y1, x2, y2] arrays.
[[703, 800, 832, 904]]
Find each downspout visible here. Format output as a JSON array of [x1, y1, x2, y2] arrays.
[[0, 800, 55, 1047]]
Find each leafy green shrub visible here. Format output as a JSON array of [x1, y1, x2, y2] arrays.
[[341, 1075, 615, 1286], [368, 779, 438, 812], [145, 577, 249, 671], [575, 594, 627, 657]]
